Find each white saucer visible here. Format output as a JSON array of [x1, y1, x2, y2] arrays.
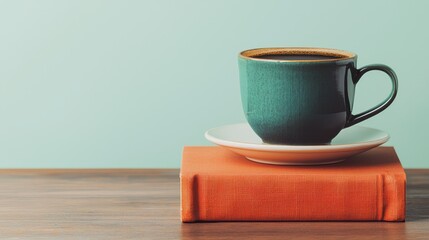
[[204, 123, 389, 165]]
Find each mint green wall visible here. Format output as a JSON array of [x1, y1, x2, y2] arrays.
[[0, 1, 427, 168]]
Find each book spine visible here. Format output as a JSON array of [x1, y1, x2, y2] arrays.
[[181, 173, 406, 221], [381, 173, 406, 221], [180, 173, 199, 222]]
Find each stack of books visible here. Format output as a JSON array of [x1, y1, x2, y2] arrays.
[[180, 146, 405, 222]]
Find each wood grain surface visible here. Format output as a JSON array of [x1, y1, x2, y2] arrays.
[[0, 169, 427, 239]]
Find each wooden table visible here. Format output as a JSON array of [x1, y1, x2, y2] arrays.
[[0, 169, 427, 239]]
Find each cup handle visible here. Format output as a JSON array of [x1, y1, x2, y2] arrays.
[[345, 64, 398, 127]]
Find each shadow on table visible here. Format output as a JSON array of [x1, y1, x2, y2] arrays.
[[405, 170, 429, 222], [181, 221, 406, 240], [407, 198, 429, 222]]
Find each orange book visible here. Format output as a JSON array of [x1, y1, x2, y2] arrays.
[[180, 146, 406, 222]]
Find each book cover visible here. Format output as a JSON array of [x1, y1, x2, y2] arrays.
[[180, 146, 406, 222]]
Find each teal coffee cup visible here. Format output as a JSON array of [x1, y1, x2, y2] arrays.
[[238, 47, 398, 145]]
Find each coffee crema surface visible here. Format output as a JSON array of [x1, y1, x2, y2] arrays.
[[254, 54, 342, 61]]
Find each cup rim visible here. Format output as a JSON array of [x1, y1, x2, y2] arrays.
[[239, 47, 357, 63]]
